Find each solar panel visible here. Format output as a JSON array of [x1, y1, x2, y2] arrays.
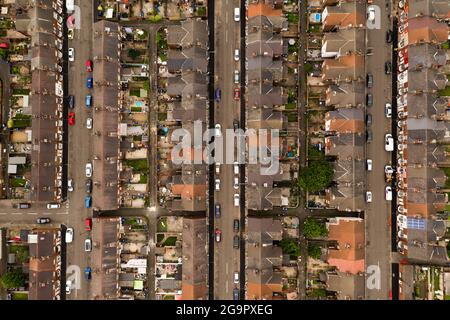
[[407, 218, 425, 230]]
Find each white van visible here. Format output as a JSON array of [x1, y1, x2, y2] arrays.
[[234, 7, 240, 22], [66, 0, 74, 13], [234, 194, 240, 207]]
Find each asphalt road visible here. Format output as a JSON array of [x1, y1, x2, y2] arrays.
[[213, 0, 241, 300], [65, 0, 95, 300], [364, 0, 392, 300]]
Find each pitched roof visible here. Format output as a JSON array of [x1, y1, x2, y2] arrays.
[[322, 54, 365, 82], [408, 16, 448, 45], [327, 217, 365, 274], [325, 271, 365, 300], [321, 1, 366, 30], [321, 28, 365, 58], [325, 81, 365, 108], [325, 108, 364, 133], [408, 0, 450, 19]]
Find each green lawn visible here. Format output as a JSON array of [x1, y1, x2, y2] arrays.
[[287, 13, 299, 24], [139, 173, 148, 184], [162, 236, 177, 247], [12, 292, 28, 300], [157, 218, 168, 232], [9, 245, 29, 263], [124, 159, 148, 172], [287, 112, 298, 122], [10, 178, 26, 188], [439, 86, 450, 97]]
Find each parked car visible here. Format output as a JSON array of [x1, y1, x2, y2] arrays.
[[215, 179, 220, 191], [366, 73, 373, 88], [68, 112, 75, 126], [385, 103, 392, 118], [85, 95, 92, 107], [215, 228, 222, 242], [233, 288, 239, 300], [14, 203, 30, 209], [386, 30, 393, 43], [234, 87, 240, 100], [37, 217, 51, 224], [68, 47, 74, 62], [366, 93, 373, 107], [234, 70, 239, 84], [84, 267, 92, 280], [85, 162, 92, 177], [233, 219, 240, 233], [367, 159, 373, 171], [234, 49, 240, 61], [66, 280, 72, 294], [68, 95, 75, 109], [85, 196, 91, 208], [234, 7, 240, 21], [215, 162, 220, 174], [233, 177, 239, 190], [385, 186, 393, 201], [234, 162, 239, 175], [47, 203, 60, 209], [385, 134, 394, 151], [85, 218, 92, 231], [366, 191, 373, 203], [366, 114, 372, 126], [233, 235, 240, 249], [215, 123, 222, 136], [86, 117, 93, 129], [86, 77, 93, 88], [367, 7, 376, 21], [234, 193, 240, 207], [68, 179, 74, 192], [385, 61, 392, 74], [85, 59, 92, 72], [65, 228, 74, 243], [68, 28, 74, 40], [366, 130, 373, 143], [85, 179, 92, 194], [215, 204, 221, 218], [215, 88, 221, 102], [233, 120, 239, 132], [233, 271, 239, 284], [84, 238, 92, 252]]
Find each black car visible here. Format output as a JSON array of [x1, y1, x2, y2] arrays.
[[233, 235, 240, 249], [366, 93, 373, 107], [366, 130, 373, 143], [68, 95, 74, 109], [86, 179, 92, 194], [233, 288, 239, 300], [233, 120, 239, 132], [14, 202, 30, 209], [386, 30, 393, 43], [215, 204, 221, 218], [366, 114, 372, 126], [385, 62, 392, 75], [233, 219, 240, 233], [366, 73, 373, 88], [37, 217, 51, 224]]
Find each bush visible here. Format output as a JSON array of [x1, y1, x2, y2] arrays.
[[128, 49, 141, 60], [197, 6, 207, 16], [0, 269, 26, 289], [9, 245, 29, 263], [287, 13, 299, 24], [279, 238, 300, 259], [298, 159, 333, 193], [308, 244, 322, 259]]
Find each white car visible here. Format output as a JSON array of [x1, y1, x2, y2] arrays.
[[234, 70, 240, 84], [86, 117, 93, 129], [367, 7, 376, 21], [366, 191, 372, 203], [234, 193, 240, 207], [234, 49, 240, 61], [84, 238, 92, 252], [68, 47, 74, 62], [47, 203, 60, 209], [385, 103, 392, 118], [233, 271, 239, 284], [385, 134, 394, 151], [215, 162, 220, 174], [385, 165, 394, 174], [65, 280, 72, 294], [67, 179, 74, 192], [366, 159, 372, 171], [385, 186, 393, 201], [234, 177, 239, 190], [215, 179, 220, 191], [215, 124, 221, 136], [85, 162, 92, 177], [65, 228, 74, 243], [234, 7, 240, 21], [234, 162, 239, 175]]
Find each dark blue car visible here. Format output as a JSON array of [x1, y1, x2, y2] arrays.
[[84, 267, 91, 280], [215, 88, 221, 102], [85, 196, 91, 208], [86, 77, 93, 88]]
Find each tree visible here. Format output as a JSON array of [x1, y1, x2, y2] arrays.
[[308, 244, 322, 260], [128, 49, 141, 60], [279, 238, 300, 259], [298, 159, 333, 193], [303, 218, 328, 239], [0, 269, 26, 289]]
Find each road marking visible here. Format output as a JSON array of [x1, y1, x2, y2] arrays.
[[56, 211, 69, 215], [226, 30, 228, 43], [226, 12, 228, 24], [11, 212, 22, 215], [27, 212, 38, 215], [226, 263, 229, 275], [226, 281, 229, 294], [0, 212, 7, 215]]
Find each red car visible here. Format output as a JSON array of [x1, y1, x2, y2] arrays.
[[68, 112, 75, 126], [85, 59, 92, 72], [85, 218, 92, 231], [215, 228, 221, 242], [234, 87, 240, 101]]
